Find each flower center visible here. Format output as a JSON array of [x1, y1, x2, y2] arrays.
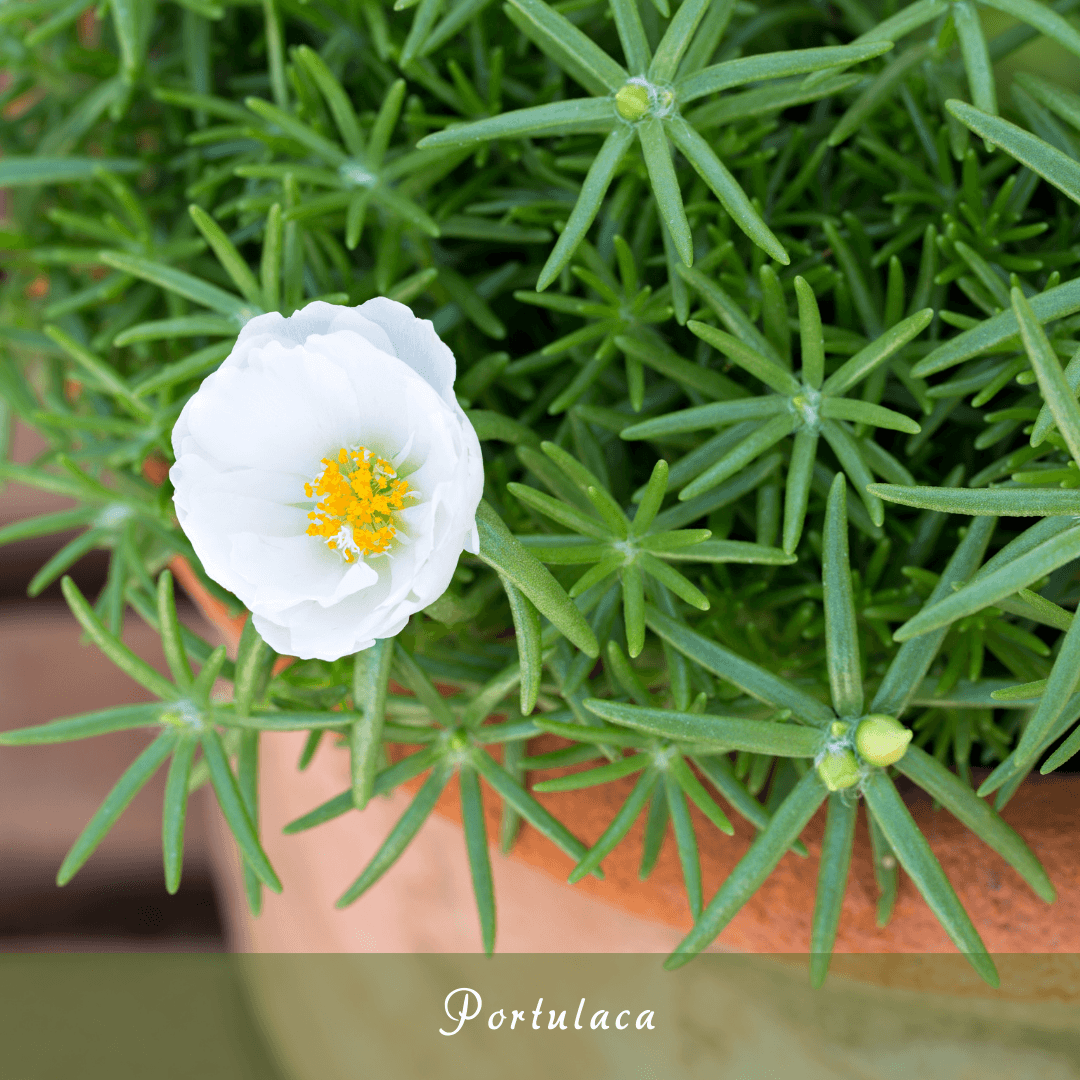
[[305, 446, 415, 562]]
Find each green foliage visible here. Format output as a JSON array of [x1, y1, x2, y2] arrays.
[[2, 0, 1079, 986]]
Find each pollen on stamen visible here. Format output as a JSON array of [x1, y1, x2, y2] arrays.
[[305, 444, 416, 562]]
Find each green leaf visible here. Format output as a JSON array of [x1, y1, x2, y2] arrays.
[[369, 80, 407, 167], [678, 265, 784, 364], [688, 73, 863, 130], [467, 410, 542, 448], [828, 43, 931, 147], [660, 539, 794, 564], [810, 793, 857, 987], [665, 772, 703, 918], [606, 640, 652, 705], [862, 770, 999, 987], [533, 752, 650, 791], [156, 571, 194, 692], [665, 117, 789, 264], [819, 398, 920, 433], [609, 0, 650, 75], [350, 639, 394, 810], [615, 333, 746, 400], [980, 0, 1080, 60], [819, 419, 884, 527], [423, 0, 498, 56], [98, 251, 256, 319], [1041, 724, 1080, 773], [245, 95, 347, 166], [583, 698, 824, 756], [460, 661, 526, 728], [895, 745, 1055, 902], [645, 605, 837, 727], [469, 747, 600, 873], [504, 0, 628, 93], [822, 474, 863, 717], [868, 485, 1080, 516], [418, 98, 615, 149], [61, 577, 180, 701], [336, 759, 456, 907], [568, 768, 657, 882], [915, 276, 1080, 378], [163, 733, 199, 895], [665, 769, 828, 967], [130, 341, 233, 397], [692, 754, 809, 856], [113, 315, 238, 346], [0, 506, 97, 549], [188, 204, 264, 308], [668, 753, 733, 835], [867, 810, 899, 926], [623, 560, 646, 657], [460, 766, 497, 954], [639, 117, 692, 266], [294, 45, 365, 158], [0, 157, 139, 186], [0, 703, 165, 745], [631, 459, 670, 535], [192, 645, 228, 707], [283, 748, 444, 834], [821, 308, 933, 395], [201, 726, 282, 891], [649, 0, 710, 82], [678, 413, 797, 500], [946, 100, 1080, 206], [688, 321, 800, 395], [537, 125, 635, 291], [851, 0, 947, 43], [1015, 71, 1080, 134], [232, 619, 268, 721], [676, 42, 891, 102], [238, 730, 262, 915], [532, 717, 644, 747], [953, 1, 997, 117], [44, 326, 153, 419], [508, 482, 609, 538], [783, 429, 819, 555], [57, 730, 178, 885], [393, 644, 456, 729], [1011, 608, 1080, 772], [873, 515, 996, 717], [1013, 286, 1080, 465], [500, 576, 543, 715], [476, 500, 599, 657], [640, 783, 669, 878], [893, 524, 1080, 641]]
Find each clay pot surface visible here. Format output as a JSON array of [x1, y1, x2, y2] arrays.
[[174, 559, 1080, 971]]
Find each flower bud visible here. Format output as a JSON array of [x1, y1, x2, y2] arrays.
[[615, 83, 650, 122], [855, 714, 912, 767], [816, 748, 860, 791]]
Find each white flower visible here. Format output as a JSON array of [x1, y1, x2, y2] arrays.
[[170, 299, 485, 661]]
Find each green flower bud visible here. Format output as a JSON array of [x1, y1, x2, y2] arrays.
[[816, 748, 860, 791], [855, 714, 912, 767], [615, 83, 650, 122]]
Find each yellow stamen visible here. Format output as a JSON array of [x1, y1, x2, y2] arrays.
[[305, 445, 415, 560]]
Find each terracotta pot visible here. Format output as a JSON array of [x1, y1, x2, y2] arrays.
[[171, 559, 1080, 976]]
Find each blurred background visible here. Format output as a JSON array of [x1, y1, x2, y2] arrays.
[[0, 417, 227, 951]]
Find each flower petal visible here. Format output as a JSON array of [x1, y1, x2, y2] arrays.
[[356, 297, 457, 406]]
